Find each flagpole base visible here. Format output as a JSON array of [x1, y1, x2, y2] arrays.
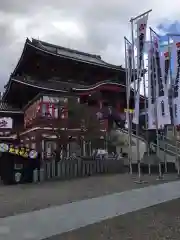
[[134, 179, 148, 184], [156, 175, 164, 181]]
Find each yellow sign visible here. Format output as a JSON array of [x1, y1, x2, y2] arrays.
[[0, 143, 38, 159], [124, 109, 134, 113]]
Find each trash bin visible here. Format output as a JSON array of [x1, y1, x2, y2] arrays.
[[13, 162, 24, 184]]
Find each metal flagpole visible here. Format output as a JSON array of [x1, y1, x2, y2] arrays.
[[124, 37, 132, 175], [130, 19, 141, 181], [149, 27, 163, 180], [130, 10, 151, 183], [164, 36, 172, 174], [167, 33, 180, 177]]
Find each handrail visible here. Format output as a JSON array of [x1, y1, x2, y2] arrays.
[[118, 128, 147, 143], [119, 128, 180, 151], [151, 142, 180, 156]]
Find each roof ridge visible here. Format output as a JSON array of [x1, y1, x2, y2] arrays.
[[32, 38, 102, 60]]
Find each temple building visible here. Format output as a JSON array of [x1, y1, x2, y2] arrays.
[[1, 38, 145, 157]]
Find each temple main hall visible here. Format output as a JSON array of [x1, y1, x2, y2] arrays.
[[0, 38, 144, 157]]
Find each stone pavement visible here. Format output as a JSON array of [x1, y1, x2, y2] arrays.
[[1, 179, 180, 240], [0, 173, 174, 218], [56, 198, 180, 240]]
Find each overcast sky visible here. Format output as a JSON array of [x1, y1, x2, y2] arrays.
[[0, 0, 180, 90]]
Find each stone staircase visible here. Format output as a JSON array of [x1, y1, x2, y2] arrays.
[[112, 127, 180, 167]]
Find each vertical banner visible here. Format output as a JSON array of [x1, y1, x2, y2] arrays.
[[162, 50, 170, 90], [124, 37, 132, 128], [172, 40, 180, 125], [151, 29, 171, 128], [147, 43, 156, 129], [133, 14, 148, 124]]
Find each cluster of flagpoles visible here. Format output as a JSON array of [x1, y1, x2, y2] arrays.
[[124, 9, 180, 181]]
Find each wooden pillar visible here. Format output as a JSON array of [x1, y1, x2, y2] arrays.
[[83, 140, 86, 156], [67, 144, 70, 158], [89, 141, 92, 156]]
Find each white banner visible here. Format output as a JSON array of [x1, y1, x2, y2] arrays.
[[133, 14, 148, 124], [125, 38, 132, 128], [147, 44, 156, 129], [127, 42, 132, 101], [151, 29, 171, 128], [172, 40, 180, 125], [0, 117, 13, 129]]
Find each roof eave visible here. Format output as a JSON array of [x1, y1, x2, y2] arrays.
[[0, 110, 23, 114], [12, 38, 30, 77]]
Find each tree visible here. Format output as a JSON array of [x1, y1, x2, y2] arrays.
[[54, 96, 103, 156]]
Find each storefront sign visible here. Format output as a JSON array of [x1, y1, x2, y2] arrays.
[[0, 117, 13, 129], [0, 143, 38, 159], [124, 109, 134, 113]]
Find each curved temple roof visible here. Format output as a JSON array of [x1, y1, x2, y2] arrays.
[[3, 77, 145, 104], [0, 101, 22, 114], [2, 38, 145, 105], [12, 38, 124, 77]]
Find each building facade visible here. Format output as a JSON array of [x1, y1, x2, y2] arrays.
[[1, 38, 145, 157]]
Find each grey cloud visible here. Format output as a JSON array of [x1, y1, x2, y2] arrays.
[[0, 0, 88, 14], [0, 24, 14, 47], [0, 1, 168, 90], [0, 1, 132, 90]]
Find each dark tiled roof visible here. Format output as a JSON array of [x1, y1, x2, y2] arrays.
[[72, 80, 125, 91], [11, 77, 86, 92], [11, 77, 127, 94], [0, 101, 22, 113], [31, 39, 123, 70]]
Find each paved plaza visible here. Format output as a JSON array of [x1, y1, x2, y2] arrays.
[[55, 198, 180, 240], [0, 173, 172, 218], [0, 174, 180, 239]]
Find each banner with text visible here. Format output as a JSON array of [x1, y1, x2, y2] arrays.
[[150, 29, 171, 128], [133, 14, 148, 124]]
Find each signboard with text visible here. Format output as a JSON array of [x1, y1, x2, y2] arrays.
[[0, 117, 13, 129], [0, 143, 38, 159]]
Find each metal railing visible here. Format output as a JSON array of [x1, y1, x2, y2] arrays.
[[118, 128, 146, 143], [151, 142, 180, 157], [33, 158, 125, 183], [118, 127, 180, 158]]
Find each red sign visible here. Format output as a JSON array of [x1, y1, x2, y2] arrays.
[[154, 38, 158, 49], [176, 42, 180, 48], [139, 24, 146, 31], [164, 52, 169, 58]]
